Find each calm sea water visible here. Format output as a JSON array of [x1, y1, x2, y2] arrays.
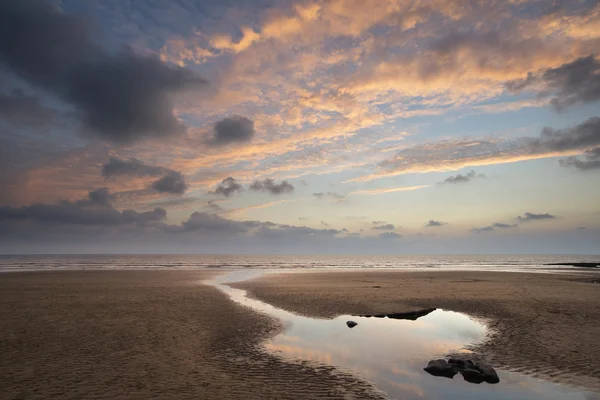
[[0, 254, 598, 272]]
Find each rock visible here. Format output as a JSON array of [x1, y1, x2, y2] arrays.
[[372, 285, 381, 288], [475, 362, 500, 384], [423, 359, 457, 379], [346, 321, 358, 328], [448, 358, 466, 367], [462, 368, 484, 384]]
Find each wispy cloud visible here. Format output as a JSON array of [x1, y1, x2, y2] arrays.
[[350, 185, 430, 196]]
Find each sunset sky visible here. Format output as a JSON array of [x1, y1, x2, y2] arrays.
[[1, 0, 599, 254]]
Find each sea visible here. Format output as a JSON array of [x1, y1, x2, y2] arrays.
[[0, 254, 598, 272]]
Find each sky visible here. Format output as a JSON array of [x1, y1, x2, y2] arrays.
[[0, 0, 599, 254]]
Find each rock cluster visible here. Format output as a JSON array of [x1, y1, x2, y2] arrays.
[[424, 358, 500, 384]]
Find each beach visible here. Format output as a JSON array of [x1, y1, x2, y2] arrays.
[[235, 270, 600, 391], [0, 271, 378, 399], [1, 269, 599, 399]]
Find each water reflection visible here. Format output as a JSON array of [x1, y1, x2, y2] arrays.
[[209, 270, 599, 400]]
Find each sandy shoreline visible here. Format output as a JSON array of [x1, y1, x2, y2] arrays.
[[0, 270, 378, 399], [234, 269, 600, 391], [2, 269, 599, 399]]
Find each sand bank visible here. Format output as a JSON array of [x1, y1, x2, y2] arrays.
[[233, 270, 600, 391], [0, 271, 379, 399]]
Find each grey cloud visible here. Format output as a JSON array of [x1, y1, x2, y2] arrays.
[[516, 212, 557, 222], [101, 157, 174, 179], [529, 117, 600, 152], [212, 177, 243, 197], [372, 221, 386, 225], [313, 192, 346, 201], [492, 223, 518, 229], [507, 55, 600, 111], [0, 89, 56, 126], [378, 232, 402, 239], [426, 220, 445, 227], [208, 116, 254, 146], [181, 212, 247, 234], [559, 147, 600, 170], [0, 1, 206, 143], [151, 174, 187, 195], [472, 222, 518, 233], [321, 221, 330, 227], [0, 188, 165, 226], [250, 179, 294, 195], [372, 224, 395, 230], [441, 170, 485, 184], [102, 157, 188, 195]]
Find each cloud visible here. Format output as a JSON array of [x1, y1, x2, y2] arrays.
[[351, 117, 600, 182], [516, 212, 557, 222], [350, 185, 430, 196], [425, 220, 445, 227], [101, 157, 188, 195], [372, 224, 395, 230], [440, 170, 485, 184], [313, 192, 346, 201], [250, 179, 294, 195], [0, 188, 165, 226], [0, 1, 206, 143], [507, 55, 600, 111], [212, 177, 243, 197], [378, 232, 402, 239], [528, 117, 600, 152], [559, 147, 600, 170], [0, 89, 55, 127], [208, 116, 255, 146], [471, 223, 518, 233], [151, 174, 187, 195], [101, 157, 175, 179]]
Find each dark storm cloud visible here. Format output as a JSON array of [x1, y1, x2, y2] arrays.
[[507, 55, 600, 111], [516, 212, 557, 222], [0, 0, 206, 143], [0, 188, 166, 226], [250, 179, 294, 195], [471, 222, 518, 233], [0, 89, 55, 126], [425, 220, 445, 227], [313, 192, 346, 201], [440, 170, 485, 184], [208, 116, 255, 146], [559, 148, 600, 171], [378, 232, 401, 239], [102, 157, 188, 195], [372, 224, 395, 230], [212, 177, 243, 197]]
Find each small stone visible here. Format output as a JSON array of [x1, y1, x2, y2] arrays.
[[346, 321, 358, 328], [423, 359, 457, 379]]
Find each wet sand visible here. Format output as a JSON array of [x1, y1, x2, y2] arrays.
[[233, 270, 600, 391], [0, 271, 378, 399]]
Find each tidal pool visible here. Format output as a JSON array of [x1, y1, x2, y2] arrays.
[[209, 270, 599, 400]]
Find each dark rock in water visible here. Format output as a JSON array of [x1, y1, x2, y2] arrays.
[[386, 308, 436, 320], [448, 358, 466, 367], [424, 358, 500, 384], [423, 359, 457, 379], [462, 368, 485, 384], [372, 285, 381, 288], [346, 321, 358, 328], [355, 308, 437, 321], [475, 362, 500, 384]]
